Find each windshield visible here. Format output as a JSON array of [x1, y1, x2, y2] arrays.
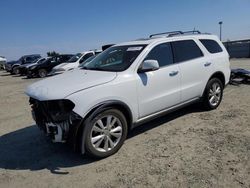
[[37, 58, 46, 64], [82, 45, 146, 72], [68, 53, 82, 63]]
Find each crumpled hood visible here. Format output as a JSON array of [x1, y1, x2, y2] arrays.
[[25, 69, 117, 101]]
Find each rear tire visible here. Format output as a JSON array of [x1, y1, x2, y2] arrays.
[[83, 109, 128, 158], [38, 69, 47, 78], [202, 78, 223, 110]]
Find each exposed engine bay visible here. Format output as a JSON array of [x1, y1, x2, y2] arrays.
[[29, 98, 82, 142]]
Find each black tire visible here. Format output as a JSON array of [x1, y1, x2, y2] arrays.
[[38, 69, 47, 78], [27, 74, 32, 78], [84, 109, 128, 158], [202, 78, 223, 110], [13, 66, 20, 75]]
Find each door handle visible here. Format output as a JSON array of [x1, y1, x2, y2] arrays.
[[204, 62, 212, 67], [169, 71, 179, 77]]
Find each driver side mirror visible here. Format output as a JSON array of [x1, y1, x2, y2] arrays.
[[138, 60, 159, 73]]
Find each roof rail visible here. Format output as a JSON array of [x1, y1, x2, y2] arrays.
[[149, 31, 183, 38], [169, 30, 201, 37], [149, 30, 203, 38]]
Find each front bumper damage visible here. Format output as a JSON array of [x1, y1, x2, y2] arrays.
[[30, 98, 83, 143]]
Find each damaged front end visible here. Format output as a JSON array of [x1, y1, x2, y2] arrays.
[[29, 98, 82, 143]]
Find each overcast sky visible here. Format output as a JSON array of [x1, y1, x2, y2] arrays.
[[0, 0, 250, 60]]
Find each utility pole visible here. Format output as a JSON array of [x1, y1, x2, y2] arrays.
[[219, 21, 223, 41]]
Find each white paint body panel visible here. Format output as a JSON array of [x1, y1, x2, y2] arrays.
[[25, 34, 230, 123], [25, 69, 117, 100], [136, 64, 181, 118]]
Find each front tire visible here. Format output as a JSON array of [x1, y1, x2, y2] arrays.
[[38, 69, 47, 78], [202, 78, 223, 110], [13, 66, 20, 75], [84, 109, 128, 158]]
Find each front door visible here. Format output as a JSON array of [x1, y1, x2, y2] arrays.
[[136, 42, 181, 118]]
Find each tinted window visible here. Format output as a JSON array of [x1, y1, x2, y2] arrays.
[[80, 53, 94, 64], [144, 43, 173, 67], [172, 40, 203, 63], [25, 57, 33, 62], [68, 53, 82, 63], [200, 39, 223, 54], [59, 55, 73, 62]]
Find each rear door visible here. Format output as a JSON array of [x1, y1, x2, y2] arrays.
[[171, 39, 213, 102], [136, 42, 181, 118]]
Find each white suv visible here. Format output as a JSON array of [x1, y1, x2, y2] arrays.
[[50, 50, 102, 75], [26, 31, 230, 158]]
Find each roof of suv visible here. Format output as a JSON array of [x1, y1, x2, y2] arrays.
[[117, 32, 219, 46]]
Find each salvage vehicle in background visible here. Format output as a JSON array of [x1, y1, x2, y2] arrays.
[[26, 31, 230, 158], [50, 50, 102, 75], [0, 56, 7, 70], [78, 55, 97, 68], [27, 54, 73, 78], [5, 54, 41, 74], [18, 57, 47, 75]]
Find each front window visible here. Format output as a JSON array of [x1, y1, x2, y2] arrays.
[[82, 45, 146, 72], [37, 58, 46, 64], [68, 53, 82, 63]]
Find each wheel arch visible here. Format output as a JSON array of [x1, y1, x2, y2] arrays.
[[11, 64, 19, 71], [73, 100, 133, 154], [208, 71, 225, 87]]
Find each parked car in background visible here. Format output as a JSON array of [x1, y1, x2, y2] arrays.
[[0, 56, 7, 70], [50, 50, 102, 75], [5, 54, 41, 74], [78, 55, 97, 68], [18, 57, 47, 75], [27, 54, 73, 78]]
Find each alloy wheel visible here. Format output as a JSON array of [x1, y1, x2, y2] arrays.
[[90, 115, 123, 152], [208, 82, 222, 106]]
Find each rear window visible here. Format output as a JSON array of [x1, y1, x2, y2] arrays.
[[200, 39, 223, 54], [171, 40, 203, 63]]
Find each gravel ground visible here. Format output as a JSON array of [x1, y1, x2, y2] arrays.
[[0, 59, 250, 188]]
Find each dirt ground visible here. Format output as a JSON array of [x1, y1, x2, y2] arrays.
[[0, 59, 250, 188]]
